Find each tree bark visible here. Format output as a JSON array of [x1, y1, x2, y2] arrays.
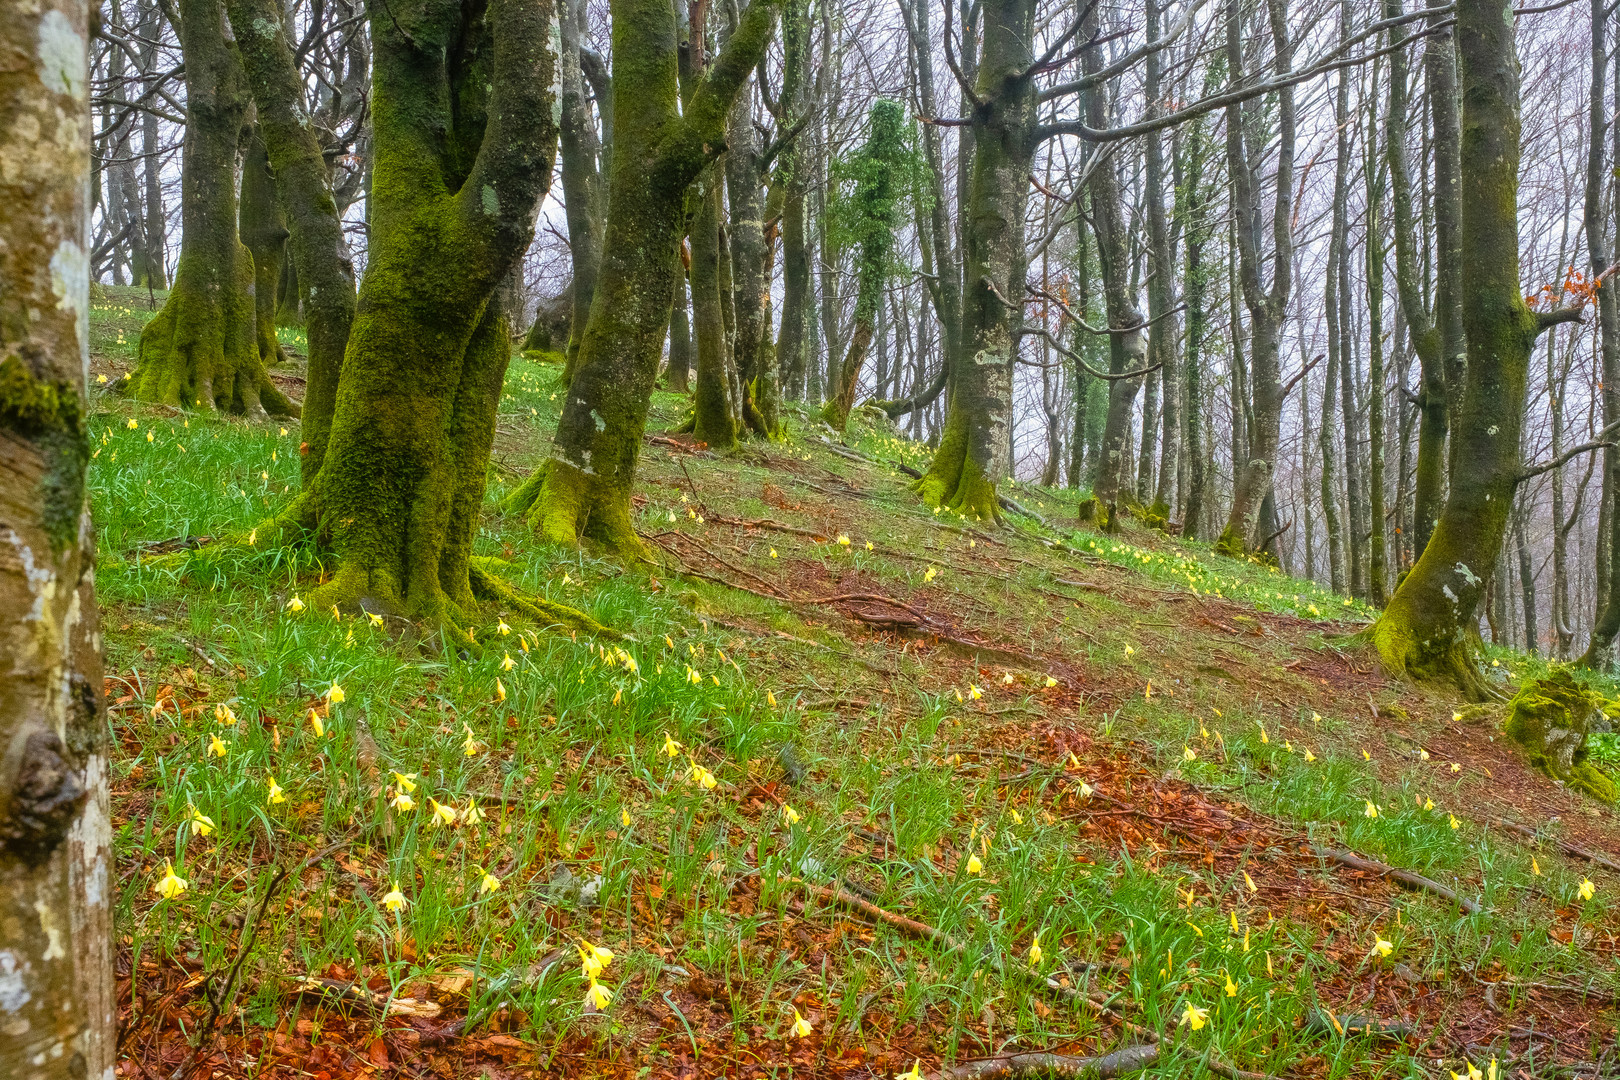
[[773, 0, 811, 402], [1145, 0, 1178, 518], [690, 173, 740, 448], [557, 0, 606, 386], [1372, 0, 1559, 697], [725, 71, 775, 435], [129, 0, 297, 418], [1365, 64, 1389, 605], [506, 0, 781, 558], [0, 0, 114, 1071], [238, 129, 290, 370]]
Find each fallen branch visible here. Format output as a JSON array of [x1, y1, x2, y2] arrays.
[[1492, 818, 1620, 875], [929, 1044, 1160, 1080], [1316, 848, 1483, 915]]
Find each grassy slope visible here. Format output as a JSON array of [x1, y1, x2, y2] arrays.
[[90, 285, 1620, 1079]]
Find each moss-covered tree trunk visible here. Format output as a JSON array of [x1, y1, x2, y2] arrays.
[[0, 0, 113, 1069], [556, 0, 606, 387], [292, 0, 557, 625], [1144, 0, 1177, 519], [129, 0, 297, 419], [505, 0, 781, 558], [725, 77, 775, 436], [913, 0, 1035, 521], [228, 0, 360, 481], [665, 251, 693, 391], [239, 129, 290, 369], [1216, 0, 1293, 558], [690, 174, 741, 449], [1373, 0, 1580, 695], [773, 0, 811, 402]]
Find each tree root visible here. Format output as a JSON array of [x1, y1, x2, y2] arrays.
[[1316, 848, 1483, 915], [1491, 818, 1620, 875], [467, 559, 620, 640], [928, 1045, 1161, 1080]]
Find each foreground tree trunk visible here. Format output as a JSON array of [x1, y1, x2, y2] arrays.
[[129, 0, 296, 418], [227, 0, 360, 481], [290, 0, 559, 626], [912, 0, 1035, 521], [1373, 0, 1581, 695], [0, 0, 114, 1070], [504, 0, 782, 558]]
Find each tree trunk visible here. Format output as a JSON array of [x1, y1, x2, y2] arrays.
[[1216, 0, 1294, 560], [1144, 2, 1177, 517], [1321, 334, 1345, 593], [239, 129, 290, 369], [507, 0, 781, 559], [137, 0, 168, 287], [1515, 503, 1538, 655], [1578, 0, 1620, 666], [129, 0, 297, 418], [557, 0, 606, 386], [1372, 0, 1565, 696], [774, 0, 811, 401], [690, 174, 740, 449], [295, 0, 559, 627], [726, 75, 774, 436], [666, 254, 693, 392], [912, 0, 1035, 522], [1365, 67, 1389, 605], [0, 0, 114, 1070]]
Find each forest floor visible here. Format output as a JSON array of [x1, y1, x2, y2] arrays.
[[89, 285, 1620, 1080]]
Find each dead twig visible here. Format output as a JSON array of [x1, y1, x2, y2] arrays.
[[1492, 818, 1620, 875], [1316, 848, 1483, 915], [927, 1044, 1160, 1080]]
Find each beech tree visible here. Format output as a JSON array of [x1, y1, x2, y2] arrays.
[[1, 0, 114, 1070]]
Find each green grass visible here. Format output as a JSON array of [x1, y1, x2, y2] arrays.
[[95, 307, 1620, 1078]]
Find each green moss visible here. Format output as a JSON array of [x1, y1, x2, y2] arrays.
[[521, 349, 567, 365], [0, 356, 87, 552], [1503, 671, 1616, 804]]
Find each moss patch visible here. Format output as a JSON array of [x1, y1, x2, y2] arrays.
[[1503, 671, 1617, 804]]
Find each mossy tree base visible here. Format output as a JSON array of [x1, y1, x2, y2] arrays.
[[1370, 603, 1494, 703], [504, 459, 649, 564], [914, 446, 1002, 524], [1502, 672, 1618, 804]]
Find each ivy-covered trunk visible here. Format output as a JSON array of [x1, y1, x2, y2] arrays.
[[227, 0, 360, 481], [1216, 0, 1294, 559], [129, 0, 297, 418], [505, 0, 781, 559], [913, 0, 1035, 521], [1373, 0, 1578, 695], [0, 0, 113, 1070], [295, 0, 558, 627]]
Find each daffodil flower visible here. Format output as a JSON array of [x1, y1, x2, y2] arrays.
[[1124, 644, 1135, 658], [923, 566, 937, 582], [1303, 748, 1316, 762], [1450, 762, 1461, 773], [393, 772, 418, 793], [585, 978, 614, 1010], [836, 535, 851, 547], [325, 681, 345, 704], [1044, 676, 1057, 688], [382, 881, 407, 912], [127, 418, 139, 429], [154, 860, 187, 899], [662, 733, 683, 758], [390, 792, 415, 811], [689, 760, 718, 790], [965, 853, 984, 875], [865, 541, 873, 551], [495, 679, 507, 703], [498, 620, 511, 636], [1257, 722, 1268, 744], [687, 666, 701, 685], [1370, 937, 1393, 958], [462, 800, 485, 825], [479, 872, 501, 895], [1181, 1003, 1208, 1031], [621, 806, 632, 828], [1448, 814, 1461, 830], [427, 797, 457, 827], [184, 805, 215, 838], [1224, 971, 1238, 997], [309, 709, 325, 737], [582, 940, 614, 971], [369, 611, 384, 628], [1008, 808, 1022, 824], [214, 703, 238, 725], [207, 734, 229, 758], [1579, 878, 1597, 901], [790, 1008, 813, 1037], [1364, 801, 1379, 819], [782, 804, 800, 826], [1028, 932, 1043, 966], [1244, 871, 1257, 893], [900, 1061, 923, 1080], [1183, 744, 1197, 762], [767, 690, 777, 707], [1363, 749, 1372, 761], [1531, 856, 1541, 876], [1078, 781, 1094, 798], [968, 685, 982, 700], [1424, 797, 1435, 810], [286, 595, 305, 612], [267, 777, 285, 804]]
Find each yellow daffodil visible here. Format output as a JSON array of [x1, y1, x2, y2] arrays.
[[382, 881, 407, 912], [479, 872, 501, 895], [1244, 870, 1257, 893], [267, 778, 285, 804], [1579, 878, 1596, 901], [390, 791, 415, 812], [770, 548, 778, 558], [1183, 745, 1197, 762], [782, 804, 801, 826], [965, 853, 984, 875], [1224, 971, 1238, 997], [146, 430, 154, 443], [499, 652, 517, 672], [1451, 763, 1461, 773], [1364, 801, 1379, 819], [1028, 931, 1043, 966], [497, 620, 511, 636], [393, 772, 417, 793], [1002, 672, 1014, 685], [689, 760, 718, 789], [621, 806, 632, 828], [1182, 1003, 1208, 1031], [1424, 797, 1435, 810], [954, 689, 964, 702], [325, 681, 345, 704], [207, 734, 228, 758], [1311, 712, 1322, 724], [184, 805, 215, 838], [687, 666, 701, 685], [1363, 750, 1372, 761], [767, 690, 777, 707], [214, 702, 238, 725], [154, 860, 188, 899], [97, 373, 107, 384], [1044, 676, 1057, 688], [309, 709, 325, 737], [369, 611, 384, 627], [900, 1062, 923, 1080], [1304, 748, 1316, 762], [1419, 749, 1431, 761], [968, 685, 981, 700], [1257, 722, 1268, 744], [662, 733, 683, 758], [923, 566, 937, 582], [584, 978, 615, 1012], [1449, 814, 1461, 830], [520, 636, 529, 654], [865, 541, 874, 551], [1078, 781, 1094, 798], [836, 535, 851, 547], [1488, 1059, 1498, 1080], [462, 800, 485, 825], [790, 1008, 813, 1037], [127, 418, 138, 429], [428, 798, 457, 827], [495, 679, 507, 703], [1450, 1063, 1483, 1080], [286, 595, 305, 612], [1008, 808, 1022, 824], [1124, 645, 1135, 658], [1531, 856, 1541, 876], [1371, 937, 1393, 958]]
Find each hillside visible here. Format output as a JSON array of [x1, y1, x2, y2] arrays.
[[89, 286, 1620, 1080]]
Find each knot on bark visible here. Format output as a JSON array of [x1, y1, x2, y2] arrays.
[[2, 730, 86, 864]]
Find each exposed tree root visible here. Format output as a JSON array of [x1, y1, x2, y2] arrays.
[[927, 1044, 1161, 1080], [467, 558, 619, 640], [1492, 818, 1620, 875], [1316, 848, 1482, 915]]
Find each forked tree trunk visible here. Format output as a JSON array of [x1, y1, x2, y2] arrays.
[[912, 0, 1036, 521], [129, 0, 297, 419], [1372, 0, 1580, 696], [504, 0, 782, 559], [0, 0, 114, 1071], [292, 0, 558, 626], [228, 0, 360, 482]]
